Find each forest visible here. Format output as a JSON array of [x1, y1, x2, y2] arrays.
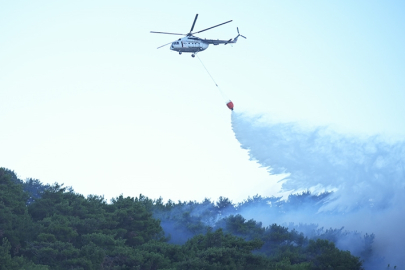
[[0, 167, 366, 269]]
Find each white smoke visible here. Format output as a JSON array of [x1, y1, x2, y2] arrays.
[[231, 112, 405, 269]]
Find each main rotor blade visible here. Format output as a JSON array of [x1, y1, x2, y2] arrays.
[[192, 20, 233, 34], [150, 31, 185, 36], [190, 14, 198, 33], [224, 38, 232, 45], [157, 41, 175, 49]]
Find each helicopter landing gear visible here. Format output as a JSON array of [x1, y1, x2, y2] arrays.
[[191, 54, 195, 58], [179, 52, 182, 55]]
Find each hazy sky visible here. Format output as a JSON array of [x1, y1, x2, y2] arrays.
[[1, 0, 404, 202]]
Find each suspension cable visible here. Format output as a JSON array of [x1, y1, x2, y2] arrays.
[[197, 54, 218, 86], [196, 54, 228, 101]]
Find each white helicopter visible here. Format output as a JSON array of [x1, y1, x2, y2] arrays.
[[150, 14, 246, 57]]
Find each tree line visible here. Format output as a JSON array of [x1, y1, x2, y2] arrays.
[[0, 168, 363, 269]]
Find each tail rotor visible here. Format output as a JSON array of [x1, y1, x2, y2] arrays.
[[237, 27, 247, 39], [232, 27, 247, 43]]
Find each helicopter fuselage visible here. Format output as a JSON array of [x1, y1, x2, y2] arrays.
[[170, 37, 209, 54]]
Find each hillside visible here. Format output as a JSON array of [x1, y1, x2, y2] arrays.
[[0, 168, 363, 269]]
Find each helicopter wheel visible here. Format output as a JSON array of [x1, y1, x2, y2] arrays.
[[179, 52, 182, 55], [191, 54, 195, 58]]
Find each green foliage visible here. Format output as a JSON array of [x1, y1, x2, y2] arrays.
[[272, 257, 312, 270], [218, 214, 265, 240], [110, 195, 164, 246], [0, 168, 34, 252], [306, 239, 363, 270], [0, 237, 49, 270], [23, 184, 166, 269], [0, 168, 364, 269], [177, 228, 270, 269], [0, 238, 16, 270]]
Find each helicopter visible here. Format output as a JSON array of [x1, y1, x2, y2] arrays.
[[150, 14, 246, 57]]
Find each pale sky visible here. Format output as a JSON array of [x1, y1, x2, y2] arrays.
[[1, 0, 404, 203]]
